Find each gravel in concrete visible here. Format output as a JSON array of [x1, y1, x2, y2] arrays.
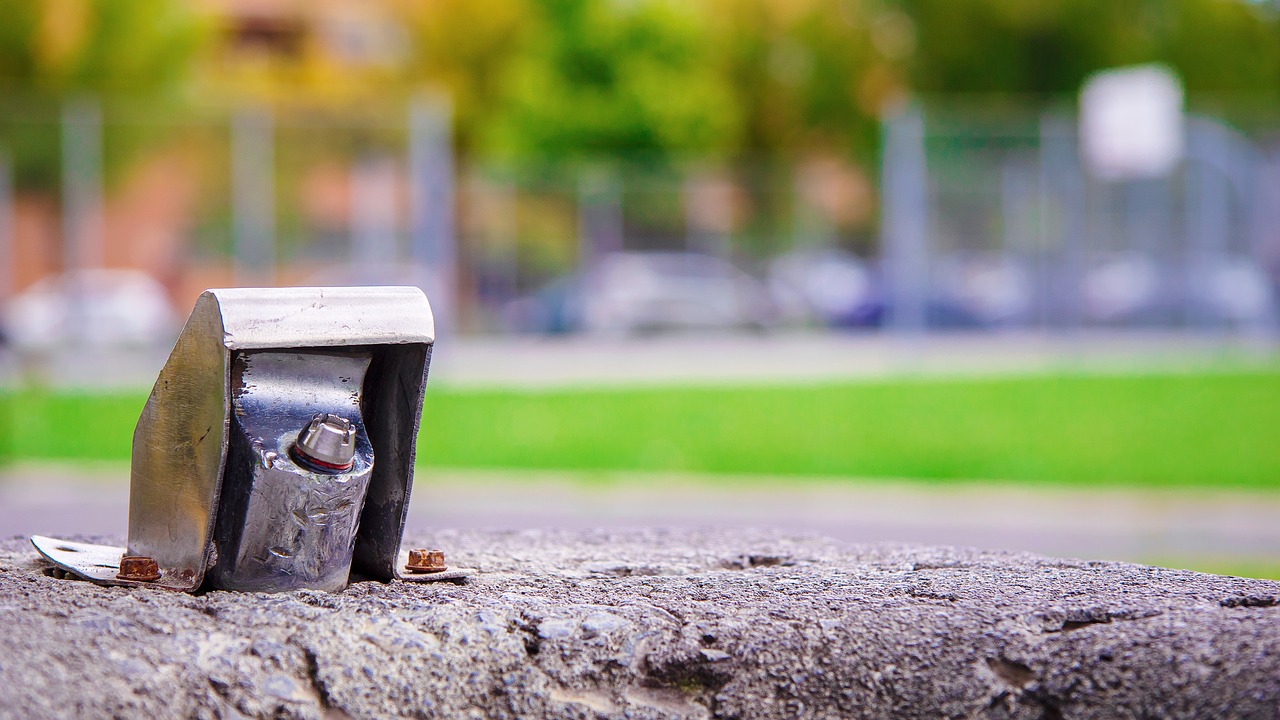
[[2, 530, 1278, 719]]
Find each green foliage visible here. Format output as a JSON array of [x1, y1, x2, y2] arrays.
[[402, 0, 1280, 165], [0, 2, 45, 87], [427, 0, 901, 163], [399, 0, 535, 154], [704, 0, 894, 162], [481, 0, 741, 162], [902, 0, 1280, 99], [0, 0, 203, 96], [5, 0, 1279, 178], [0, 0, 205, 191]]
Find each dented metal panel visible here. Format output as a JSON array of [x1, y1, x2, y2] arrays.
[[209, 351, 375, 593], [126, 294, 231, 590]]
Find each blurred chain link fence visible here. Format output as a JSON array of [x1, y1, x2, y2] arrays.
[[0, 96, 1277, 357], [884, 101, 1280, 337]]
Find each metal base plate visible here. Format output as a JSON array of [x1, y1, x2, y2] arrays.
[[29, 535, 188, 590], [33, 535, 474, 590], [398, 568, 475, 583]]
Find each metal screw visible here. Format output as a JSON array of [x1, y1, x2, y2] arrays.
[[292, 413, 355, 472], [117, 555, 162, 582], [405, 549, 446, 574]]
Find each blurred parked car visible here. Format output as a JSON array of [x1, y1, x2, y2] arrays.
[[767, 248, 884, 328], [1077, 252, 1273, 327], [2, 270, 177, 350], [504, 276, 580, 335], [505, 252, 776, 335], [1199, 256, 1274, 326], [766, 248, 1030, 330], [1081, 253, 1164, 323], [934, 253, 1034, 327]]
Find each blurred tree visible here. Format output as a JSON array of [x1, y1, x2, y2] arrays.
[[478, 0, 742, 162], [705, 0, 901, 162], [214, 0, 1280, 167], [1160, 0, 1280, 99], [902, 0, 1280, 101], [397, 0, 535, 156], [0, 0, 205, 191], [3, 0, 1277, 186]]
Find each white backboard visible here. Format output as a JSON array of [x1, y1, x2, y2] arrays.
[[1079, 65, 1184, 181]]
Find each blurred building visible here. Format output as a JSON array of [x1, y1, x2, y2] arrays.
[[0, 0, 416, 313]]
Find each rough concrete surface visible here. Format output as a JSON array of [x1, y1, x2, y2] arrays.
[[1, 529, 1278, 720]]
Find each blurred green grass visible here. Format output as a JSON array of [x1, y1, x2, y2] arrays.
[[2, 368, 1278, 488], [1146, 558, 1280, 582]]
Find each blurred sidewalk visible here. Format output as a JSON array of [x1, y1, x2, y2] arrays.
[[428, 331, 1276, 387], [4, 330, 1273, 390], [3, 465, 1277, 576]]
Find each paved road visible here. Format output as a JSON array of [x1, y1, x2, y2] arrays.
[[4, 465, 1277, 576]]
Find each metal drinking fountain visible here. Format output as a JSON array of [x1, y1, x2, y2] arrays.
[[31, 286, 464, 592]]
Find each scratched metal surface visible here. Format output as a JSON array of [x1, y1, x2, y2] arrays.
[[126, 294, 229, 590], [209, 351, 375, 593], [358, 342, 431, 582], [213, 286, 435, 350]]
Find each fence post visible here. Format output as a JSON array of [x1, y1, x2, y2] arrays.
[[1183, 115, 1276, 337], [61, 97, 104, 344], [578, 167, 623, 271], [1039, 114, 1084, 330], [0, 150, 11, 303], [482, 170, 519, 304], [1184, 121, 1227, 328], [62, 97, 104, 274], [1256, 152, 1280, 339], [350, 155, 400, 271], [231, 107, 275, 286], [881, 105, 928, 333], [408, 96, 458, 338]]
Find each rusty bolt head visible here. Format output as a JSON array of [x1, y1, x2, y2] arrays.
[[405, 549, 446, 574], [117, 555, 161, 582]]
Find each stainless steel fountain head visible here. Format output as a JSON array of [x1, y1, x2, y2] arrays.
[[29, 286, 458, 592]]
